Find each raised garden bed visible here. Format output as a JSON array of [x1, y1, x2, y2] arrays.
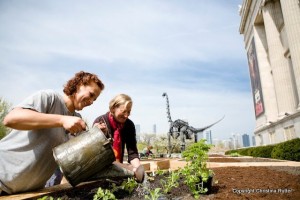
[[3, 155, 299, 200], [208, 157, 284, 162], [25, 165, 300, 200]]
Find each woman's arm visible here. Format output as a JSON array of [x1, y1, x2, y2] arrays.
[[125, 120, 140, 163], [3, 107, 86, 133]]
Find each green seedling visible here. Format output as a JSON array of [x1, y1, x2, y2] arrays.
[[119, 177, 138, 194], [93, 187, 116, 200], [145, 188, 162, 200], [160, 170, 180, 194]]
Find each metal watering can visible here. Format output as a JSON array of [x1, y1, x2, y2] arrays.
[[53, 126, 145, 186], [53, 126, 115, 186]]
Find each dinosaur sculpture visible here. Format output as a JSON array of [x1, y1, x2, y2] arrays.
[[162, 92, 224, 155]]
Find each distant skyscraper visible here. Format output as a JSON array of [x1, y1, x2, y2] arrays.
[[205, 130, 212, 144], [223, 139, 231, 149], [242, 134, 250, 147], [237, 133, 243, 148], [231, 133, 239, 149], [229, 137, 235, 149], [252, 135, 256, 146], [153, 124, 156, 134], [135, 124, 141, 141]]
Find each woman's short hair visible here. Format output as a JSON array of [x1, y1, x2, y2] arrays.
[[109, 94, 132, 111]]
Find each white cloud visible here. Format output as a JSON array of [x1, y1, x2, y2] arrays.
[[0, 0, 254, 140]]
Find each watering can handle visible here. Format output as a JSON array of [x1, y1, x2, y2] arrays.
[[84, 122, 89, 131], [66, 121, 89, 136], [103, 138, 112, 146]]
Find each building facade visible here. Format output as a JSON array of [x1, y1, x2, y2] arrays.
[[239, 0, 300, 146]]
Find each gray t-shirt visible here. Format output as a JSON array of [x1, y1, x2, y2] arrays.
[[0, 90, 81, 194]]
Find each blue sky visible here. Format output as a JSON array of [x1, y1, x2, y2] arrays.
[[0, 0, 255, 140]]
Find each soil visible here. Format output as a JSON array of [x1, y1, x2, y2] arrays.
[[208, 157, 283, 162], [30, 156, 300, 200], [208, 158, 241, 162]]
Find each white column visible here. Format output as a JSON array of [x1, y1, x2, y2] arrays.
[[253, 25, 278, 122], [262, 0, 298, 116], [280, 0, 300, 109]]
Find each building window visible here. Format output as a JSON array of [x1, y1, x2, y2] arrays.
[[284, 125, 296, 141]]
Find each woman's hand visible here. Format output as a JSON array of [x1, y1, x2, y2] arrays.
[[94, 121, 108, 135], [60, 115, 86, 134]]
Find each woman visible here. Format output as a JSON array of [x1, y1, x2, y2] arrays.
[[141, 145, 154, 157], [0, 71, 104, 195], [93, 94, 142, 176]]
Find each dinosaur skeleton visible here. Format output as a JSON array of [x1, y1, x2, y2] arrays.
[[162, 92, 224, 155]]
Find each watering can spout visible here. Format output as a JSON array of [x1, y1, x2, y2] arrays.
[[91, 162, 145, 183], [135, 165, 145, 183]]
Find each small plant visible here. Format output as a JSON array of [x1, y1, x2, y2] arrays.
[[119, 177, 138, 194], [180, 139, 214, 198], [93, 187, 116, 200], [181, 162, 210, 198], [155, 168, 166, 176], [145, 188, 162, 200], [109, 182, 119, 193], [160, 170, 180, 193]]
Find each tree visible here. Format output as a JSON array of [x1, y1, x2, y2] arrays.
[[139, 133, 156, 146], [0, 97, 12, 139], [152, 136, 168, 155]]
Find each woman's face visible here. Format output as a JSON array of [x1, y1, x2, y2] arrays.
[[73, 81, 102, 111], [111, 102, 132, 124]]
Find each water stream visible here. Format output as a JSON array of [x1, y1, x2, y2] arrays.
[[135, 172, 150, 197]]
